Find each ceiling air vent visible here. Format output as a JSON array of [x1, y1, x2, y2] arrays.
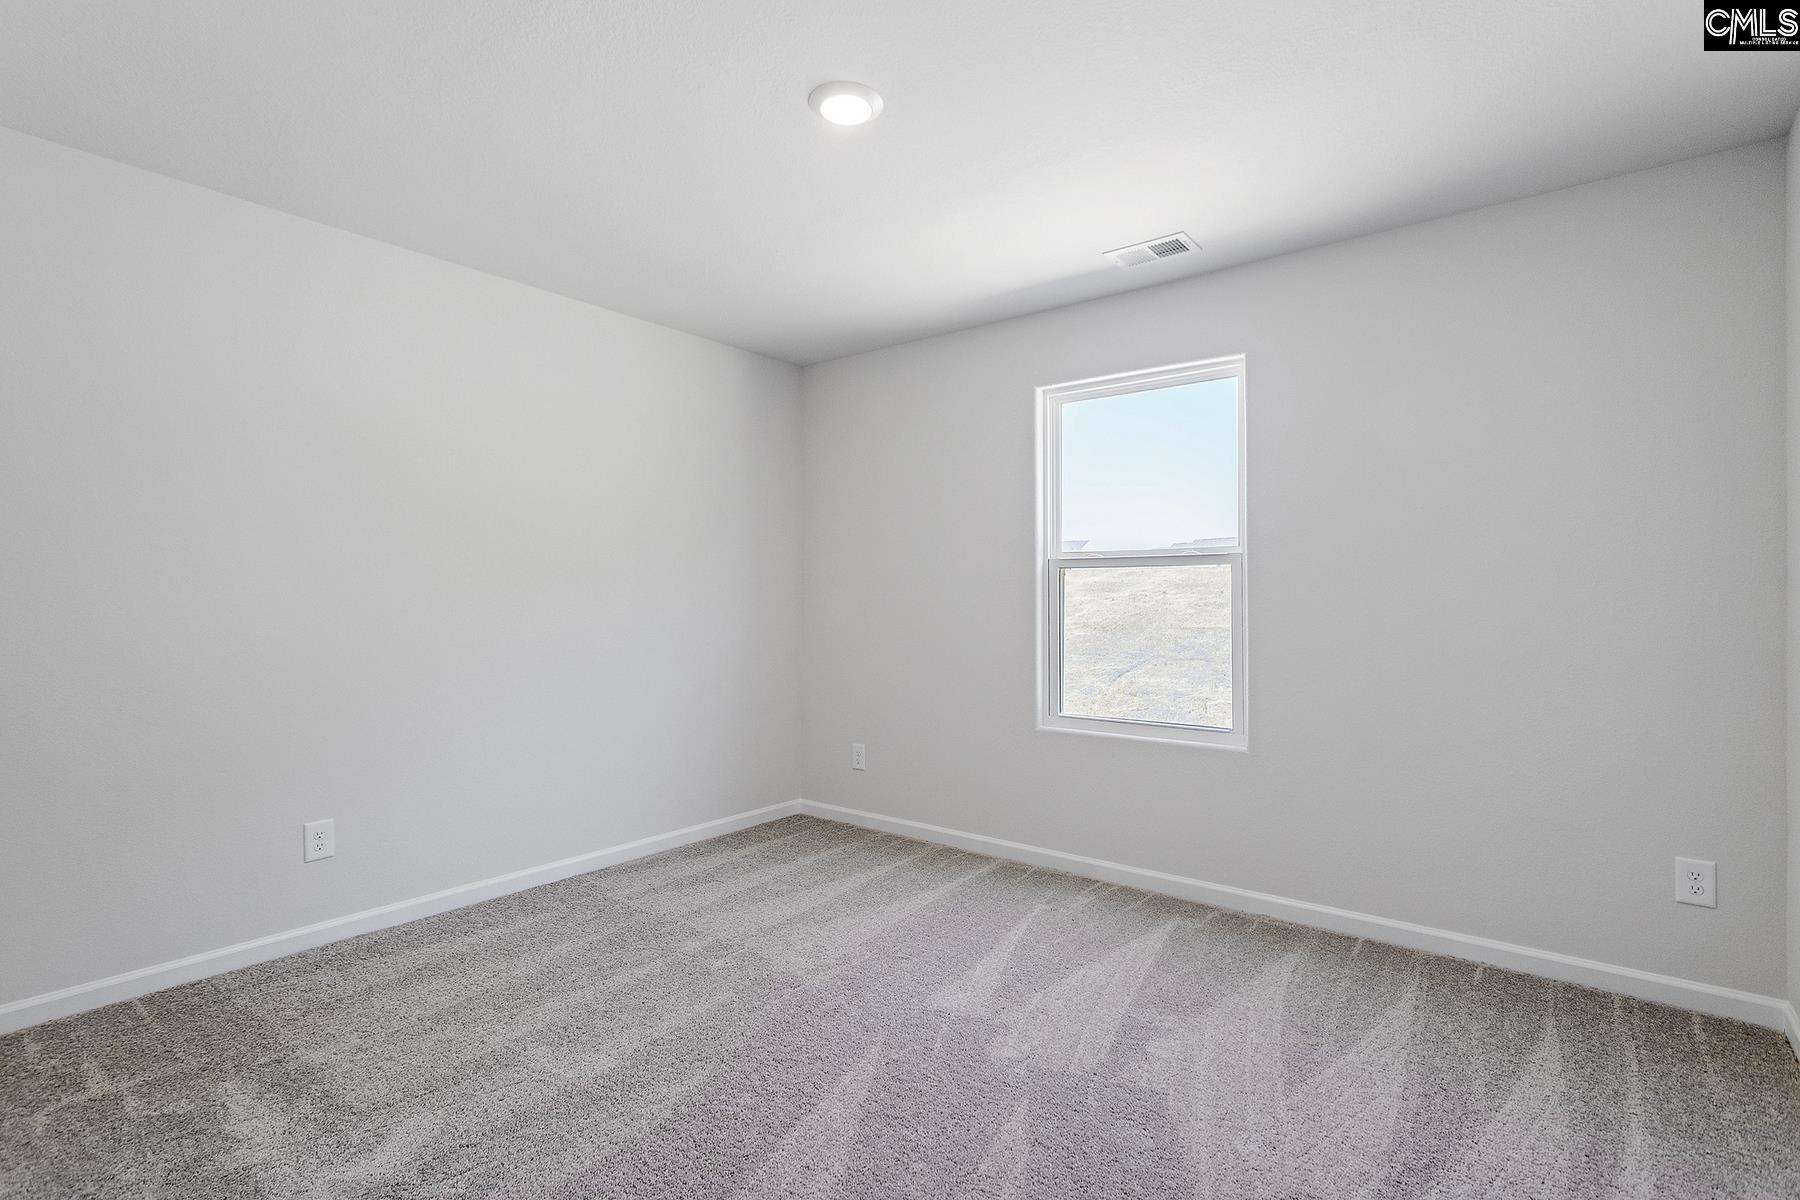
[[1105, 232, 1199, 268]]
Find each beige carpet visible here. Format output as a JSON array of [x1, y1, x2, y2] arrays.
[[3, 815, 1799, 1198]]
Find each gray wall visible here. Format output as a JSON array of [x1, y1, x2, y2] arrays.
[[802, 141, 1789, 996], [0, 128, 803, 1006], [1789, 113, 1800, 1017]]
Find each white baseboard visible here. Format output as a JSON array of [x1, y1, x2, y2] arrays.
[[798, 800, 1792, 1033], [0, 800, 802, 1037], [9, 797, 1792, 1044]]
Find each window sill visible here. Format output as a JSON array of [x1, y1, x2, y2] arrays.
[[1037, 716, 1249, 752]]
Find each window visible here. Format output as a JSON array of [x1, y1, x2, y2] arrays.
[[1038, 356, 1246, 748]]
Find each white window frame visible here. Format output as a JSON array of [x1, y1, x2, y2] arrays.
[[1036, 355, 1248, 750]]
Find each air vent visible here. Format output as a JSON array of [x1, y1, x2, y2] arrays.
[[1105, 232, 1199, 268]]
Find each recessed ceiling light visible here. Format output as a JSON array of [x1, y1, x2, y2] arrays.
[[808, 81, 883, 127]]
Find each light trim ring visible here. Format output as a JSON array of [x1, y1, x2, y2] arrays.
[[808, 81, 884, 127]]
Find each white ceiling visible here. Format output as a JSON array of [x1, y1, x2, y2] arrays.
[[2, 2, 1797, 364]]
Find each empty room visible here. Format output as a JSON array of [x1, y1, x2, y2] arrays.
[[5, 2, 1800, 1196]]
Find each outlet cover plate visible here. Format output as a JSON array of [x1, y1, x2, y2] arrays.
[[304, 819, 335, 863], [1675, 857, 1715, 908]]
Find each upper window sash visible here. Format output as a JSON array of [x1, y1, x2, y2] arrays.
[[1044, 354, 1247, 559]]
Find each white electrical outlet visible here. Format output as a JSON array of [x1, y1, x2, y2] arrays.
[[304, 819, 335, 863], [851, 743, 866, 771], [1675, 857, 1715, 908]]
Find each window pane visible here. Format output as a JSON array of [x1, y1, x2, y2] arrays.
[[1060, 563, 1232, 729], [1060, 378, 1237, 554]]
